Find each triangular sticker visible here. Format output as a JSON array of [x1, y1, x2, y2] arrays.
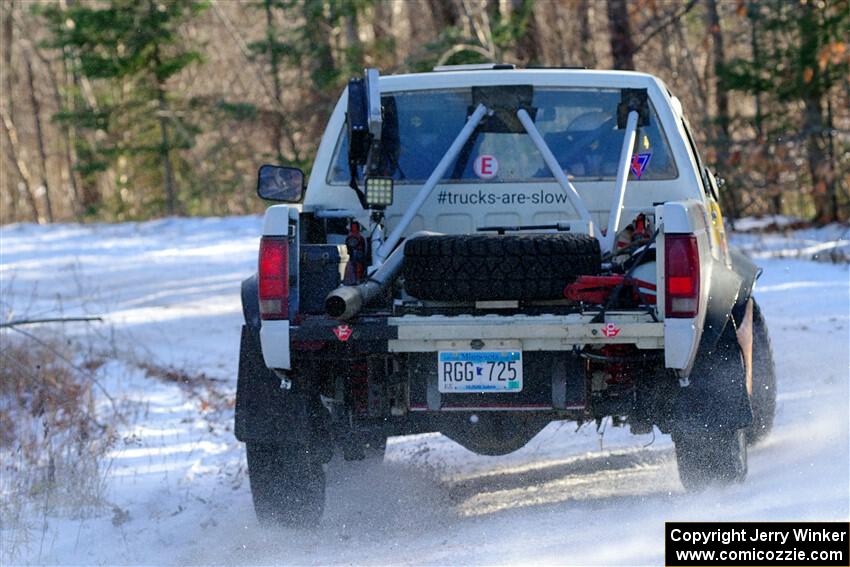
[[630, 152, 652, 179]]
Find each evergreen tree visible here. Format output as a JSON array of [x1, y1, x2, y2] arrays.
[[40, 0, 207, 217]]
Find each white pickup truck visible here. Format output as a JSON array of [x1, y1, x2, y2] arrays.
[[235, 66, 776, 526]]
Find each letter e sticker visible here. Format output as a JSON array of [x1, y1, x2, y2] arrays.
[[474, 155, 499, 180]]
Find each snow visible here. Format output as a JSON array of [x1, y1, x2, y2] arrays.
[[732, 215, 806, 232], [1, 216, 848, 565], [730, 220, 850, 261]]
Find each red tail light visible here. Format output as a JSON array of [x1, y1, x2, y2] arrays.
[[664, 234, 700, 318], [258, 236, 289, 320]]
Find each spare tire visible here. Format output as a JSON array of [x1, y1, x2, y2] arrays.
[[403, 233, 601, 301]]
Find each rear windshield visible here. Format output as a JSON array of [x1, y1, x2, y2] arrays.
[[328, 87, 678, 184]]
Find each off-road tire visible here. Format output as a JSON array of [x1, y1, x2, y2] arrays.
[[747, 300, 776, 444], [403, 233, 601, 301], [673, 428, 748, 491], [246, 442, 325, 527]]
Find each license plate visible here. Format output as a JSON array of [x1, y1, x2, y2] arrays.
[[437, 351, 523, 393]]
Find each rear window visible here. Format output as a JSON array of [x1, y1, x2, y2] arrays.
[[328, 87, 678, 184]]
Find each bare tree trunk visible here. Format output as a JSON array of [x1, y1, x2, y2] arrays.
[[343, 8, 361, 71], [606, 0, 635, 70], [64, 60, 92, 216], [52, 61, 82, 218], [156, 87, 178, 216], [826, 93, 839, 221], [494, 0, 537, 64], [706, 0, 729, 142], [27, 41, 83, 219], [401, 0, 436, 58], [1, 0, 16, 221], [530, 1, 552, 64], [747, 2, 780, 215], [368, 0, 395, 70], [304, 0, 337, 92], [577, 0, 596, 68], [61, 0, 101, 215], [799, 2, 835, 223], [516, 3, 540, 65], [1, 113, 40, 223], [149, 9, 179, 218], [673, 17, 708, 109], [264, 0, 284, 163], [1, 0, 39, 223], [546, 1, 569, 66], [428, 0, 459, 28], [153, 71, 177, 216], [705, 0, 740, 219], [24, 51, 54, 222], [804, 95, 831, 223]]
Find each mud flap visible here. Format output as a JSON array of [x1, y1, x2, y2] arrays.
[[235, 326, 330, 454], [672, 322, 753, 434]]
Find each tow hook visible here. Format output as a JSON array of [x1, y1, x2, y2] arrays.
[[273, 370, 293, 391]]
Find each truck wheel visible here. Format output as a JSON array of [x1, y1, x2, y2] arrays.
[[673, 428, 747, 491], [747, 300, 776, 444], [403, 233, 601, 301], [246, 442, 325, 527]]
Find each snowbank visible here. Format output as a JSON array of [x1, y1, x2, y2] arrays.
[[730, 222, 850, 262]]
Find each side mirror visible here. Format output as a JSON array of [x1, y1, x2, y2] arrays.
[[257, 165, 304, 202], [705, 168, 723, 198]]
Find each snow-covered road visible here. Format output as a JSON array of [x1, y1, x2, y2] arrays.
[[1, 216, 848, 565]]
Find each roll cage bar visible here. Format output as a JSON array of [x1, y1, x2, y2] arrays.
[[348, 69, 648, 265]]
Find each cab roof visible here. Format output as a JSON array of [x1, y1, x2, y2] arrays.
[[376, 68, 668, 95]]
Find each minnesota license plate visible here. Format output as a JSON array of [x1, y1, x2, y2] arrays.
[[437, 351, 523, 393]]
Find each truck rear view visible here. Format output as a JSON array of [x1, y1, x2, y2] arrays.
[[235, 67, 775, 526]]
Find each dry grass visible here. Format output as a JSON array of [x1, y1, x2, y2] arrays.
[[0, 328, 118, 560], [138, 360, 234, 414]]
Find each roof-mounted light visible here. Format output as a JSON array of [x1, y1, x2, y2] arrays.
[[432, 63, 516, 72]]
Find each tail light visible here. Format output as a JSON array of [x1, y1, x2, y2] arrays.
[[258, 236, 289, 320], [664, 234, 700, 318]]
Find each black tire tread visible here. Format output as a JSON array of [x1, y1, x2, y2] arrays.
[[403, 233, 601, 301], [747, 300, 777, 444], [674, 429, 748, 491], [246, 442, 325, 527]]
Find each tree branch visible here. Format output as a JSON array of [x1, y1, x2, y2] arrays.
[[633, 0, 699, 54], [437, 43, 494, 66], [1, 316, 103, 328]]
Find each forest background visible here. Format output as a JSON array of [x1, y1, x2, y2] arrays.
[[1, 0, 848, 225]]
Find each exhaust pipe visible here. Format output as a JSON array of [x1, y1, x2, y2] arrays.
[[326, 281, 377, 320], [325, 231, 438, 320]]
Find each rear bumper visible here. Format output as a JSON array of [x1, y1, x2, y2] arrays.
[[389, 312, 663, 352], [272, 311, 665, 366], [270, 312, 669, 417]]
